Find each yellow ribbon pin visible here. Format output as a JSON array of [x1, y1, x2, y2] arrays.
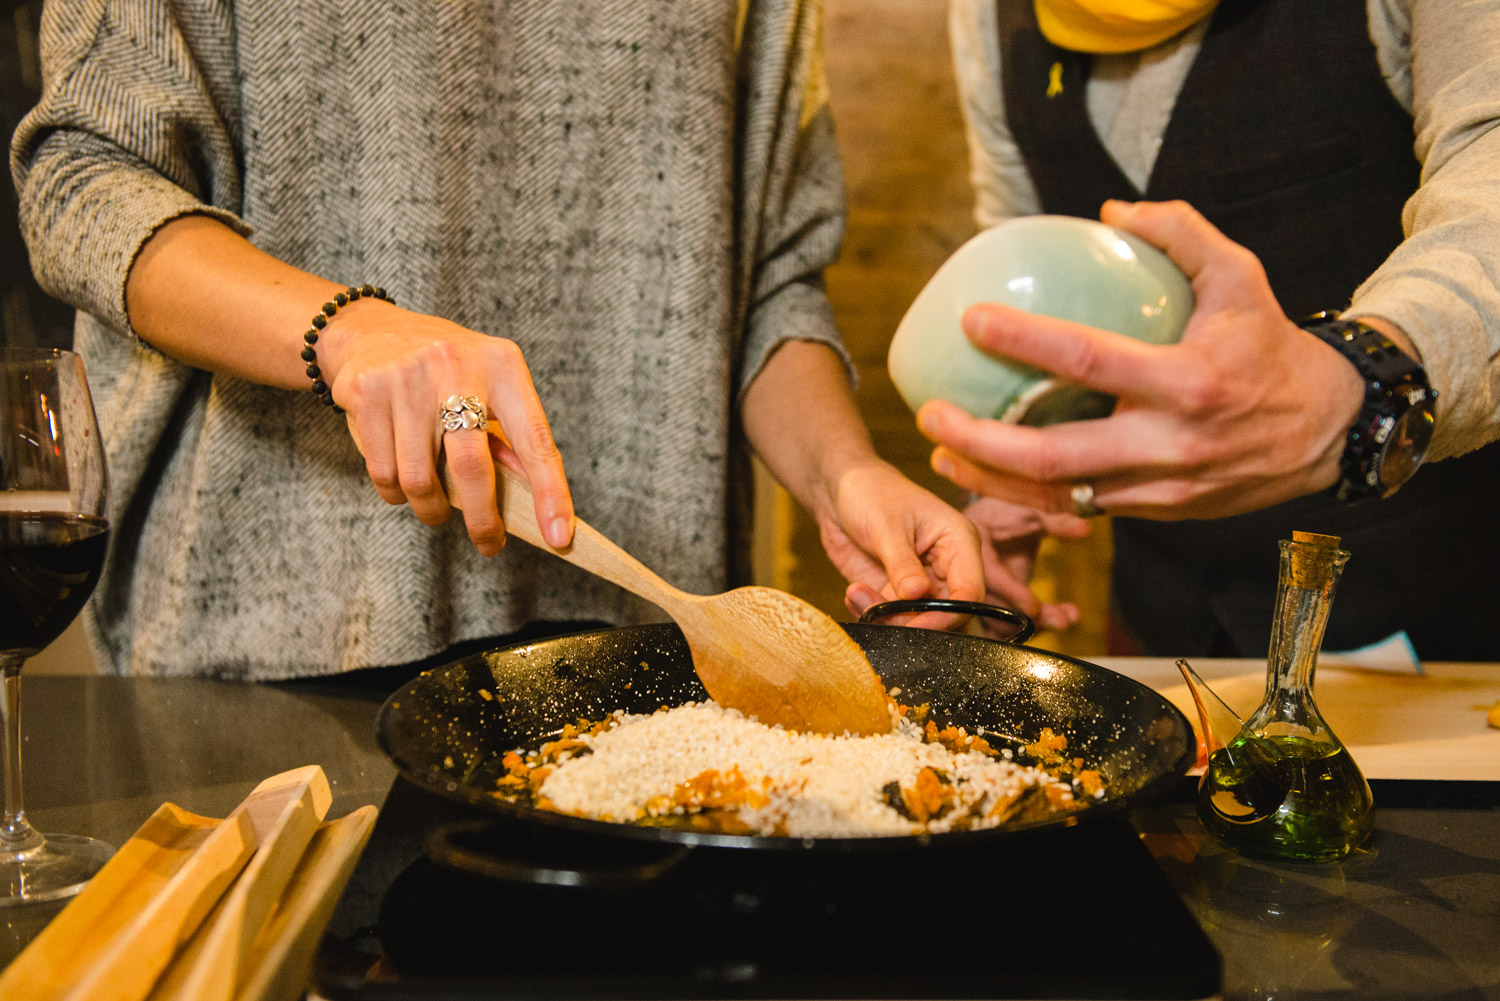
[[1047, 61, 1064, 97]]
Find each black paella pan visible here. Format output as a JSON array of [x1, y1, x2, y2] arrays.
[[375, 600, 1193, 871]]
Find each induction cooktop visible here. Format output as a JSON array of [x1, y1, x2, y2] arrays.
[[312, 777, 1221, 1000]]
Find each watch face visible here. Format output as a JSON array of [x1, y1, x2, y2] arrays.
[[1377, 399, 1435, 494]]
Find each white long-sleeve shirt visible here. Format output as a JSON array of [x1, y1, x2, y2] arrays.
[[950, 0, 1500, 461]]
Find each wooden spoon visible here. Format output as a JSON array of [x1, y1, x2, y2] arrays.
[[349, 421, 891, 735]]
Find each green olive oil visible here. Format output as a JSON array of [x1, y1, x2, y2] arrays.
[[1198, 734, 1373, 863], [1195, 532, 1374, 863]]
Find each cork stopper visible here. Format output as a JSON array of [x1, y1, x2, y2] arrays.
[[1291, 531, 1340, 548], [1287, 531, 1344, 588]]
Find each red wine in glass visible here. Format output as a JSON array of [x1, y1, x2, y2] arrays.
[[0, 513, 110, 656], [1, 348, 113, 906]]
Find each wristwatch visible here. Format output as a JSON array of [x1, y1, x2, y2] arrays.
[[1300, 312, 1436, 502]]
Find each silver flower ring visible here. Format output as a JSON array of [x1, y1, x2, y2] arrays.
[[440, 394, 489, 434]]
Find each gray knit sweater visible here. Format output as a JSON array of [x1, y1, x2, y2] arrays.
[[11, 0, 849, 679]]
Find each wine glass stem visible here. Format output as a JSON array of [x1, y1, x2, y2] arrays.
[[0, 653, 40, 853]]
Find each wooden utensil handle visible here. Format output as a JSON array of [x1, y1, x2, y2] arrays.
[[342, 416, 684, 612], [465, 458, 687, 612]]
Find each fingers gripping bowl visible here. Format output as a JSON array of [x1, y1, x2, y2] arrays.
[[376, 608, 1193, 865], [888, 215, 1194, 426]]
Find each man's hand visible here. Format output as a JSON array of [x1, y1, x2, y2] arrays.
[[916, 200, 1367, 521]]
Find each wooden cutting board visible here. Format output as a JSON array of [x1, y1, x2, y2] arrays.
[[1099, 658, 1500, 782]]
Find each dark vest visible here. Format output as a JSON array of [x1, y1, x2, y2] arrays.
[[998, 0, 1500, 658]]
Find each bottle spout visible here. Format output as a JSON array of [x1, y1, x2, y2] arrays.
[[1177, 658, 1246, 757]]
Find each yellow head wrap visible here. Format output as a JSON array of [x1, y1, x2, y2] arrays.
[[1032, 0, 1219, 54]]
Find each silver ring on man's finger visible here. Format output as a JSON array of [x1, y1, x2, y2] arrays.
[[1070, 480, 1104, 519], [440, 394, 489, 433]]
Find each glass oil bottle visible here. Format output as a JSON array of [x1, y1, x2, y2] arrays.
[[1196, 531, 1374, 862]]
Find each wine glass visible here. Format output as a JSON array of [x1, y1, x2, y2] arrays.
[[0, 347, 112, 906]]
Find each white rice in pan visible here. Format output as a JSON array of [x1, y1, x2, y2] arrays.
[[500, 701, 1098, 838]]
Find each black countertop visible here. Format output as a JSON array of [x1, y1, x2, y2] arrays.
[[8, 674, 1499, 999]]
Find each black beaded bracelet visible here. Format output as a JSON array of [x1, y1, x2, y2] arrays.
[[301, 284, 394, 412]]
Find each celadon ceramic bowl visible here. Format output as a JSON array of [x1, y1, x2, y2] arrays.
[[888, 215, 1194, 426]]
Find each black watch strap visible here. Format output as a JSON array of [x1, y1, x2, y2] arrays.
[[1299, 312, 1436, 502]]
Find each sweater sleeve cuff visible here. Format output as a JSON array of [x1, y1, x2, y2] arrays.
[[19, 135, 251, 340], [737, 278, 856, 403]]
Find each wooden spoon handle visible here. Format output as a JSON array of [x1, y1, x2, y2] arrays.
[[342, 417, 685, 612], [461, 457, 686, 611]]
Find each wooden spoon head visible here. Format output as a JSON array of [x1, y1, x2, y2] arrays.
[[677, 586, 892, 736]]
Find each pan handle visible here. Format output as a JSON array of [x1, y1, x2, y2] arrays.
[[425, 819, 692, 889], [858, 599, 1035, 644]]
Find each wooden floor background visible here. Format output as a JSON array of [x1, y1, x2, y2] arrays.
[[767, 0, 1114, 656]]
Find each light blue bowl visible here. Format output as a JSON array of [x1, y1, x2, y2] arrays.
[[888, 215, 1194, 425]]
